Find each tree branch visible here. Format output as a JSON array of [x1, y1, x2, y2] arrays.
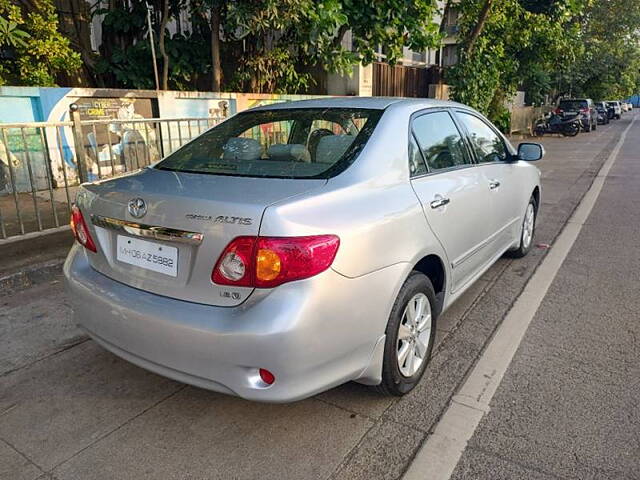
[[466, 0, 493, 56], [158, 0, 169, 90]]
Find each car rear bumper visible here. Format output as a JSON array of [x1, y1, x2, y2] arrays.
[[64, 245, 402, 402]]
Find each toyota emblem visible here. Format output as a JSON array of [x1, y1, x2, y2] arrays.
[[127, 198, 147, 218]]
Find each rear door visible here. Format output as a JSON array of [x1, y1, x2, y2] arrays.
[[409, 109, 494, 292], [454, 110, 521, 254]]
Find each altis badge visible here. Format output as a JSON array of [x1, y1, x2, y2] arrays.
[[185, 214, 253, 225]]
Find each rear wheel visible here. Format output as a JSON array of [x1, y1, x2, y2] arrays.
[[563, 122, 579, 137], [375, 272, 436, 396], [506, 196, 537, 258]]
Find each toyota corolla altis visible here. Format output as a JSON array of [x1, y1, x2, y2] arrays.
[[64, 98, 543, 402]]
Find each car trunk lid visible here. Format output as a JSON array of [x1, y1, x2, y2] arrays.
[[80, 167, 325, 306]]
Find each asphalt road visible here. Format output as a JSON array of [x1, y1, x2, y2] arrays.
[[450, 113, 640, 480], [0, 113, 636, 480]]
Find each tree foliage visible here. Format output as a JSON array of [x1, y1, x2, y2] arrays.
[[93, 0, 441, 93], [449, 0, 640, 126], [448, 0, 586, 126], [568, 0, 640, 100], [0, 0, 82, 86]]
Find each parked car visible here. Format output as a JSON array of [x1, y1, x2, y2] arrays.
[[621, 101, 629, 112], [595, 102, 610, 124], [627, 102, 634, 110], [557, 98, 597, 131], [64, 98, 544, 402], [607, 101, 622, 119]]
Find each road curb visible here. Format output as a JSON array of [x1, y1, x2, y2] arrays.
[[0, 258, 65, 295]]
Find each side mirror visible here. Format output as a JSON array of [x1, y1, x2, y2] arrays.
[[517, 142, 544, 162]]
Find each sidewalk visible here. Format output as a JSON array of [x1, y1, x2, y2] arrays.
[[449, 114, 640, 478], [0, 230, 72, 292]]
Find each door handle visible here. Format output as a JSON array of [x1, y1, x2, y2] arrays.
[[489, 180, 501, 190], [430, 197, 450, 209]]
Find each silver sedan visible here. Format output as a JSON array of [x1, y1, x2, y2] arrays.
[[64, 97, 543, 402]]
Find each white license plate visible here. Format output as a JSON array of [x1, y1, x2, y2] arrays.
[[116, 235, 178, 277]]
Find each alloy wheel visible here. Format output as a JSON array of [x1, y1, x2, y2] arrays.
[[396, 293, 432, 377], [522, 203, 535, 250]]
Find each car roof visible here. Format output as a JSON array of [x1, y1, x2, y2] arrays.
[[247, 96, 467, 112]]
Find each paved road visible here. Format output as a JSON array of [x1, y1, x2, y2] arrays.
[[0, 115, 634, 480], [449, 113, 640, 480]]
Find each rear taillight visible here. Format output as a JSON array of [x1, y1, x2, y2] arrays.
[[555, 108, 563, 114], [70, 204, 97, 252], [212, 235, 340, 288]]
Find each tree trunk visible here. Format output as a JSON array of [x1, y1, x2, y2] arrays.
[[158, 0, 170, 90], [332, 24, 349, 50], [210, 3, 222, 91], [55, 0, 97, 86], [466, 0, 493, 56]]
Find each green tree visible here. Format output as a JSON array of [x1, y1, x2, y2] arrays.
[[448, 0, 586, 126], [96, 0, 442, 94], [0, 0, 82, 86], [567, 0, 640, 100], [224, 0, 442, 93]]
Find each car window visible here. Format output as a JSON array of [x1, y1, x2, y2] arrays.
[[156, 108, 382, 179], [558, 100, 588, 111], [456, 112, 508, 163], [411, 111, 470, 171], [408, 133, 428, 177]]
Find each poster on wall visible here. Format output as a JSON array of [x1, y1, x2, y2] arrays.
[[73, 97, 161, 178], [39, 90, 161, 186]]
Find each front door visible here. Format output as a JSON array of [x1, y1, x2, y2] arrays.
[[409, 110, 495, 292], [455, 110, 521, 252]]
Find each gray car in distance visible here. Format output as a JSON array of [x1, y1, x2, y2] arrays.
[[64, 97, 543, 402]]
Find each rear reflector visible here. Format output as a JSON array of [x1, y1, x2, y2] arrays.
[[212, 235, 340, 288], [70, 205, 97, 252], [259, 368, 275, 385]]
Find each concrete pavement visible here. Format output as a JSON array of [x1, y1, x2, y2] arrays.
[[0, 114, 635, 480]]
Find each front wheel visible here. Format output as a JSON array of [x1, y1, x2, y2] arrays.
[[375, 272, 437, 396], [506, 196, 537, 258]]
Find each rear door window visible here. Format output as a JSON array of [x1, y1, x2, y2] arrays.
[[156, 108, 382, 179], [559, 100, 588, 112]]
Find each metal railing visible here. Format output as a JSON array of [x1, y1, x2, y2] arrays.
[[0, 105, 225, 241]]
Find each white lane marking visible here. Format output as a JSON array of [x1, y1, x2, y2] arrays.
[[403, 114, 637, 480]]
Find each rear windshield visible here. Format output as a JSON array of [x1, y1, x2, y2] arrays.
[[155, 108, 382, 179], [558, 100, 588, 111]]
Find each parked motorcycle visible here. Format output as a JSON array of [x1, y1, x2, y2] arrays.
[[534, 112, 581, 137]]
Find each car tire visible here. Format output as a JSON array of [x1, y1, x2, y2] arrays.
[[592, 121, 597, 131], [375, 272, 437, 396], [506, 196, 537, 259]]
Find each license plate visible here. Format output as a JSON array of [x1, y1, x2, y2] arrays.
[[116, 235, 178, 277]]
